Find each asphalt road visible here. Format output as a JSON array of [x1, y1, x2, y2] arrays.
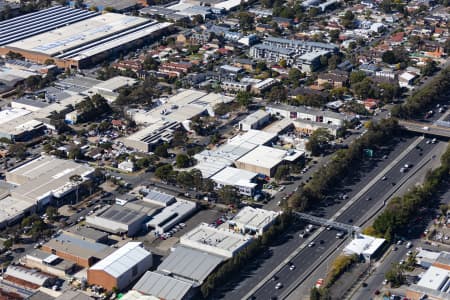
[[220, 135, 416, 300], [248, 138, 443, 300]]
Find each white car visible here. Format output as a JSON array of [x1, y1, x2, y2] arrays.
[[308, 242, 315, 247], [289, 265, 296, 271], [275, 282, 283, 289], [381, 176, 387, 181]]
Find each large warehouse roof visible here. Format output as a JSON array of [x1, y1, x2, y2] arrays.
[[6, 13, 149, 56], [6, 155, 94, 203], [133, 271, 193, 300], [157, 246, 223, 285], [90, 242, 151, 278], [0, 6, 99, 45]]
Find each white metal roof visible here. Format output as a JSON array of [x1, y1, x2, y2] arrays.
[[90, 242, 151, 278], [210, 167, 257, 188], [133, 271, 192, 300], [344, 234, 385, 257], [236, 145, 290, 169], [7, 13, 149, 55], [417, 266, 450, 291], [229, 206, 280, 231]]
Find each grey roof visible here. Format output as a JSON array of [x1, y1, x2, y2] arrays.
[[252, 44, 295, 55], [83, 0, 138, 11], [97, 205, 147, 224], [144, 190, 175, 205], [56, 290, 94, 300], [44, 233, 113, 260], [5, 266, 52, 286], [157, 246, 223, 285], [133, 271, 192, 300], [12, 97, 50, 109], [268, 103, 350, 121], [64, 226, 108, 242], [264, 36, 338, 50]]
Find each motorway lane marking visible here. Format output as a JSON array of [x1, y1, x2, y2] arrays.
[[243, 136, 424, 300]]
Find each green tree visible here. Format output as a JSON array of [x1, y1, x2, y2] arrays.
[[218, 186, 240, 205], [176, 154, 191, 168], [155, 164, 175, 181], [3, 239, 13, 250], [238, 12, 254, 31], [45, 206, 58, 221], [385, 265, 405, 287], [154, 143, 169, 158], [349, 70, 366, 84], [274, 165, 290, 182], [421, 60, 438, 76], [8, 143, 27, 160], [236, 91, 253, 107], [306, 129, 333, 156]]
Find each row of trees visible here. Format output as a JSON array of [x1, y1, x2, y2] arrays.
[[325, 254, 359, 287], [200, 212, 294, 298], [370, 143, 450, 241], [391, 67, 450, 118], [288, 118, 401, 211]]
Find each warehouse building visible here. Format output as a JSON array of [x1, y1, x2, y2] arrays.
[[267, 103, 351, 127], [88, 76, 137, 102], [146, 200, 197, 234], [123, 90, 233, 152], [142, 189, 176, 207], [343, 234, 386, 261], [133, 271, 194, 300], [6, 155, 94, 210], [157, 245, 224, 286], [0, 6, 100, 46], [4, 266, 56, 290], [235, 145, 304, 177], [193, 129, 277, 178], [229, 207, 280, 236], [86, 205, 148, 237], [210, 167, 258, 196], [238, 110, 271, 131], [21, 249, 76, 278], [80, 0, 147, 12], [87, 242, 152, 291], [180, 223, 253, 258], [0, 10, 173, 69], [41, 233, 114, 268], [63, 226, 109, 243], [0, 196, 35, 229]]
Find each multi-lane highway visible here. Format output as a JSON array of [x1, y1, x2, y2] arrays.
[[244, 137, 444, 300]]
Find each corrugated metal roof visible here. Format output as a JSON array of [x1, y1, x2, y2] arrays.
[[90, 242, 151, 278], [133, 271, 192, 300], [5, 266, 52, 286], [157, 246, 223, 285]]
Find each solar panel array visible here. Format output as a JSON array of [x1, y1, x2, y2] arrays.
[[0, 6, 100, 46]]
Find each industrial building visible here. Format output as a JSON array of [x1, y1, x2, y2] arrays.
[[0, 8, 173, 69], [343, 234, 386, 261], [194, 129, 277, 178], [80, 0, 146, 12], [228, 207, 281, 236], [210, 167, 258, 196], [406, 251, 450, 300], [235, 145, 304, 177], [88, 76, 137, 102], [249, 36, 337, 67], [142, 189, 176, 207], [146, 200, 197, 234], [266, 103, 351, 127], [123, 90, 233, 152], [21, 249, 76, 278], [133, 271, 194, 300], [63, 226, 109, 244], [238, 110, 271, 131], [4, 266, 56, 290], [41, 233, 114, 268], [6, 155, 94, 210], [179, 223, 253, 258], [87, 242, 152, 291], [157, 245, 224, 286], [86, 205, 148, 237], [0, 196, 35, 229]]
